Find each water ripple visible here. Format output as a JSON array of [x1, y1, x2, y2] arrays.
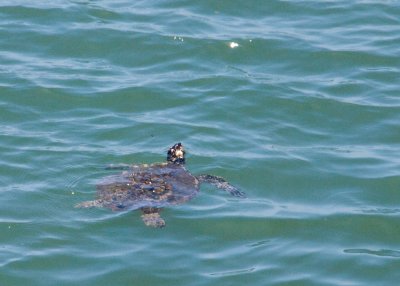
[[1, 1, 400, 285], [344, 248, 400, 259]]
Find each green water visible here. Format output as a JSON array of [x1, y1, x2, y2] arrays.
[[1, 1, 400, 285]]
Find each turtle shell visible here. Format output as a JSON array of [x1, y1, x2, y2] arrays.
[[95, 163, 199, 211]]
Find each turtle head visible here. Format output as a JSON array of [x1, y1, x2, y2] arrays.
[[167, 143, 185, 164]]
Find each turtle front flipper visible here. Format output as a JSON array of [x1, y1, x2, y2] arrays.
[[197, 174, 246, 198], [140, 207, 165, 228]]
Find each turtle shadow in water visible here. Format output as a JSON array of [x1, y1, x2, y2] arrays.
[[75, 143, 245, 228]]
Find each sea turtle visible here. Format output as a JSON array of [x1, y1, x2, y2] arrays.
[[76, 143, 245, 228]]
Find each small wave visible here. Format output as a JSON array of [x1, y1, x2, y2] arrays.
[[344, 248, 400, 258]]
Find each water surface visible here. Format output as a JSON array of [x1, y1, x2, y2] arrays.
[[1, 1, 400, 285]]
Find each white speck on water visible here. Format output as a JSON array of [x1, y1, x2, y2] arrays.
[[229, 42, 239, 48], [173, 36, 184, 42]]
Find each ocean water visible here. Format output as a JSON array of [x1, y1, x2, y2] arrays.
[[1, 1, 400, 285]]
